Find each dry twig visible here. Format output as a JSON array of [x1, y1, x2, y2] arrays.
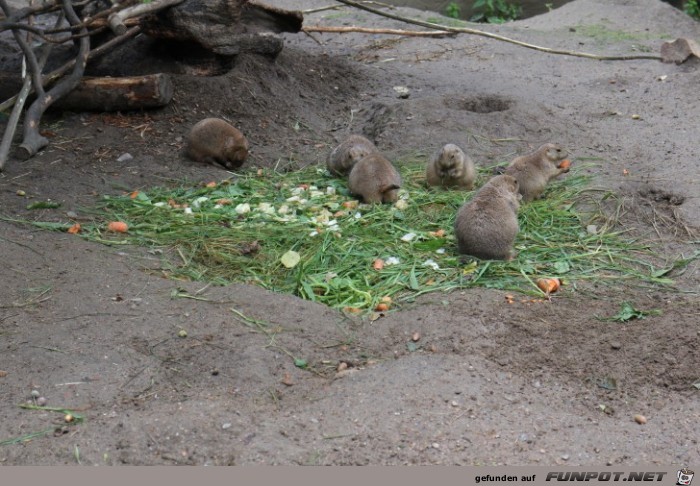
[[303, 25, 454, 37]]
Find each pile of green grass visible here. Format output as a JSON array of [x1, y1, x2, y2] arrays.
[[27, 163, 681, 312]]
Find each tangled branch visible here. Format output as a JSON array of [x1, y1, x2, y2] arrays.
[[0, 0, 182, 169]]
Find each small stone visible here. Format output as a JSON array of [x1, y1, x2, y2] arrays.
[[16, 190, 26, 196], [117, 153, 133, 162], [586, 224, 597, 235], [337, 362, 348, 372], [610, 341, 622, 350], [631, 114, 641, 120], [393, 86, 410, 99], [450, 400, 459, 407], [178, 329, 187, 338], [561, 454, 570, 461], [66, 211, 78, 218], [660, 37, 700, 64], [634, 414, 647, 424], [222, 423, 232, 429], [36, 396, 47, 406], [411, 332, 421, 342], [432, 443, 440, 449]]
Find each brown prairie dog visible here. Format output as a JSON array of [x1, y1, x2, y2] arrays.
[[426, 143, 476, 190], [348, 153, 402, 204], [327, 134, 378, 177], [504, 143, 570, 202], [185, 118, 249, 170], [454, 174, 521, 261]]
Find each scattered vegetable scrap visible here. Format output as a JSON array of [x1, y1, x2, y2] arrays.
[[107, 221, 129, 233], [281, 372, 294, 386], [536, 277, 561, 294]]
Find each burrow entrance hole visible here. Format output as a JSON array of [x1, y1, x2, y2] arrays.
[[445, 95, 513, 113]]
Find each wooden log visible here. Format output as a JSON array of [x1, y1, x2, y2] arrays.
[[142, 0, 303, 57], [49, 73, 173, 111]]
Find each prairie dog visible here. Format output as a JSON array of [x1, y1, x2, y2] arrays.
[[454, 174, 521, 261], [504, 143, 569, 202], [327, 134, 378, 176], [348, 153, 402, 204], [185, 118, 249, 169], [426, 143, 476, 190]]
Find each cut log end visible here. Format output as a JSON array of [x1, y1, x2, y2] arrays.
[[51, 74, 174, 112]]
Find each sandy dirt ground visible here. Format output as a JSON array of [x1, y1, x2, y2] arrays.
[[0, 0, 698, 465]]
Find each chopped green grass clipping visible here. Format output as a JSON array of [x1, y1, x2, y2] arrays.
[[28, 163, 685, 311]]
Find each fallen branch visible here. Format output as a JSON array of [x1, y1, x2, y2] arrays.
[[332, 0, 663, 61], [303, 25, 454, 37], [107, 0, 184, 35], [302, 5, 342, 14], [0, 13, 62, 171], [17, 0, 90, 160]]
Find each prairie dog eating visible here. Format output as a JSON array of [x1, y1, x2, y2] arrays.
[[328, 134, 378, 177], [347, 153, 402, 204], [426, 143, 476, 190], [504, 143, 569, 202], [185, 118, 249, 170]]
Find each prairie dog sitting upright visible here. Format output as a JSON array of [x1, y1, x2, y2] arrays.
[[454, 174, 521, 261], [327, 135, 378, 177], [426, 143, 476, 190], [347, 153, 402, 204], [185, 118, 249, 170], [504, 143, 569, 202]]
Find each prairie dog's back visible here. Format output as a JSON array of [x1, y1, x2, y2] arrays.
[[185, 118, 248, 169], [454, 174, 520, 260]]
